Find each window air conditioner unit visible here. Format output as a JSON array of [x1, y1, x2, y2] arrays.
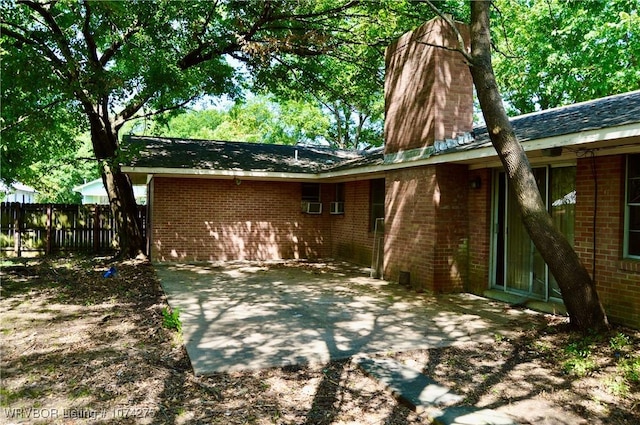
[[302, 201, 322, 214], [330, 201, 345, 215]]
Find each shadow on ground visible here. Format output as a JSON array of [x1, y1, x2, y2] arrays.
[[155, 260, 543, 375], [2, 257, 637, 425]]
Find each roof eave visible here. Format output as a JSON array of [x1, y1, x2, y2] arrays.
[[122, 122, 640, 183]]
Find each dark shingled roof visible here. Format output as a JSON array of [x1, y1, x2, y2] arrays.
[[124, 136, 383, 174], [123, 91, 639, 173], [460, 90, 640, 153]]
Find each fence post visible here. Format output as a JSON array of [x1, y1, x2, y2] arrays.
[[14, 203, 22, 257], [93, 205, 100, 253], [46, 204, 53, 255]]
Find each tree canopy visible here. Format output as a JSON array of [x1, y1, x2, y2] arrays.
[[493, 0, 640, 114], [3, 0, 638, 185], [3, 0, 425, 255], [125, 94, 335, 146]]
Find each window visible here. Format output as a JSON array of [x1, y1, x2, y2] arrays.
[[301, 183, 320, 202], [335, 183, 345, 203], [370, 179, 385, 231], [625, 154, 640, 258]]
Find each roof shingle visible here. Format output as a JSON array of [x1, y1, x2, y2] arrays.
[[123, 90, 640, 173]]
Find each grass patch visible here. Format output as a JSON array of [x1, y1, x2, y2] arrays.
[[561, 332, 604, 377], [618, 355, 640, 382], [605, 376, 630, 397]]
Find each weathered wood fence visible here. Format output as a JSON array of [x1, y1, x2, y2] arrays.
[[0, 202, 146, 257]]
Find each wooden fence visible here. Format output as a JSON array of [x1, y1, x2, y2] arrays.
[[0, 202, 146, 257]]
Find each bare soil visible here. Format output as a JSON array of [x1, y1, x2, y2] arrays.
[[1, 256, 638, 424]]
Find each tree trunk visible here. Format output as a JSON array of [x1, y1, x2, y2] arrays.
[[468, 0, 608, 331], [101, 162, 145, 258], [89, 112, 145, 258]]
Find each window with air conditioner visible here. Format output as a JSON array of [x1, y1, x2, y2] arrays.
[[301, 183, 322, 214], [331, 183, 345, 215], [304, 201, 323, 214]]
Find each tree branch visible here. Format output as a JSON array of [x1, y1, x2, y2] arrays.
[[16, 0, 97, 110], [114, 91, 154, 127], [179, 0, 362, 70], [269, 1, 361, 22], [422, 0, 473, 63], [18, 0, 78, 70], [115, 96, 199, 132], [99, 23, 141, 67], [1, 98, 66, 133], [490, 1, 521, 59], [81, 0, 100, 64], [0, 25, 65, 68]]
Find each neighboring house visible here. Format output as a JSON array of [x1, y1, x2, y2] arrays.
[[122, 17, 640, 329], [0, 181, 38, 203], [73, 178, 147, 205]]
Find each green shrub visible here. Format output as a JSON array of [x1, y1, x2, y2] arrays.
[[618, 356, 640, 382], [563, 339, 597, 376], [609, 332, 631, 351], [162, 307, 182, 333]]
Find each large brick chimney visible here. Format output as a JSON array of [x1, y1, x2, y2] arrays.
[[383, 17, 474, 293], [384, 16, 473, 156]]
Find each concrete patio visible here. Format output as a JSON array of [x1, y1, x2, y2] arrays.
[[155, 260, 543, 376]]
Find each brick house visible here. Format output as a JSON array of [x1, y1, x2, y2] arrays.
[[123, 17, 640, 328]]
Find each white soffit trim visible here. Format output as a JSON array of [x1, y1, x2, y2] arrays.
[[417, 121, 640, 167], [121, 166, 323, 182], [513, 122, 640, 152]]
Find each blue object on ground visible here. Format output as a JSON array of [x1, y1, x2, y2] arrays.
[[103, 266, 117, 278]]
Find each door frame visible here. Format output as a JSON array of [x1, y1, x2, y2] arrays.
[[489, 163, 575, 301]]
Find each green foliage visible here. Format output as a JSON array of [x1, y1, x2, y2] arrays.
[[604, 376, 630, 397], [1, 0, 238, 182], [129, 94, 333, 146], [562, 349, 596, 377], [245, 1, 467, 149], [562, 333, 602, 376], [4, 0, 635, 198], [562, 330, 640, 387], [610, 332, 631, 351], [137, 109, 226, 140], [29, 136, 101, 203], [618, 356, 640, 382], [162, 307, 182, 333], [493, 0, 640, 114], [608, 332, 639, 383]]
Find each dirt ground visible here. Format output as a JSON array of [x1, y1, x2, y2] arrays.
[[0, 256, 638, 425]]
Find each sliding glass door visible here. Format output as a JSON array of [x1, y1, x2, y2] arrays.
[[493, 166, 575, 301]]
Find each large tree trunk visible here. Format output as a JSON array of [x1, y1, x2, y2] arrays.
[[101, 163, 145, 258], [468, 1, 608, 331], [89, 112, 145, 258]]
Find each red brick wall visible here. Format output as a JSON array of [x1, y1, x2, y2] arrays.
[[384, 167, 436, 290], [433, 164, 469, 292], [575, 155, 640, 328], [384, 17, 472, 154], [330, 180, 376, 266], [467, 169, 492, 293], [384, 164, 468, 292], [150, 177, 332, 262]]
